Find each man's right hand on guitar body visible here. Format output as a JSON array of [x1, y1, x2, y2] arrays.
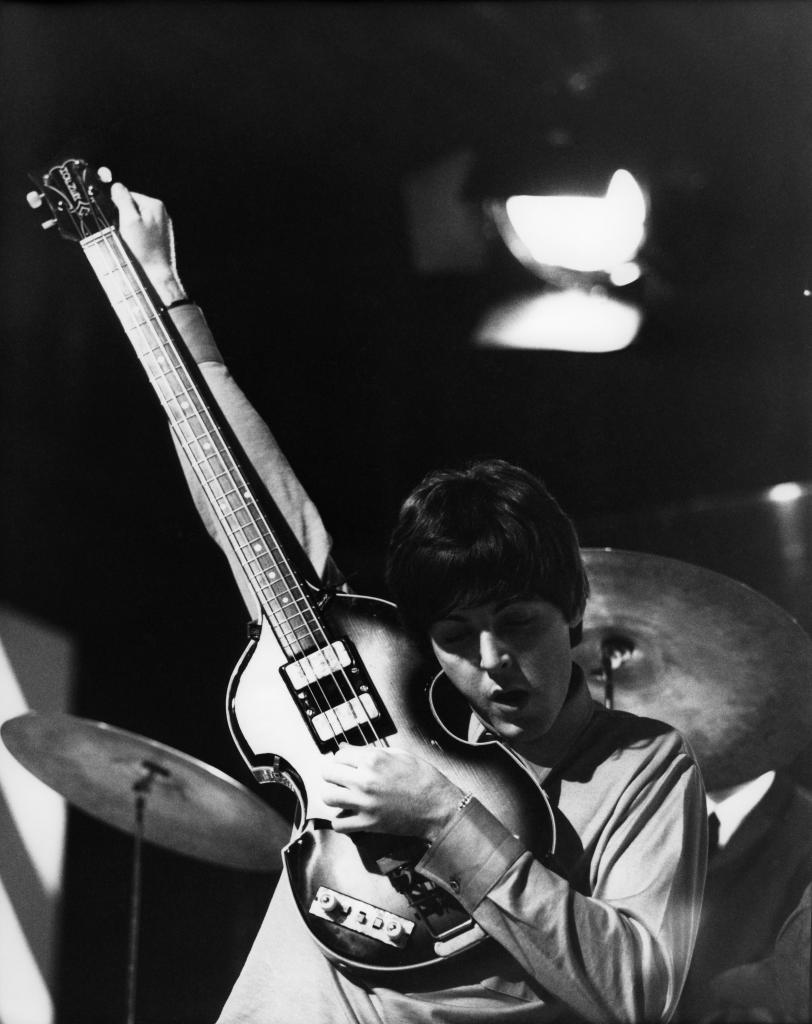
[[322, 744, 465, 841]]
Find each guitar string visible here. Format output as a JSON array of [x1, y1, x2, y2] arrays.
[[91, 229, 368, 750], [82, 226, 353, 745], [85, 218, 386, 752], [48, 173, 384, 762]]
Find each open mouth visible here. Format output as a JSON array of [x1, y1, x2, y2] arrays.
[[490, 689, 529, 710]]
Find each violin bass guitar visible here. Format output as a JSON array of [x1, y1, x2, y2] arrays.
[[29, 158, 557, 973]]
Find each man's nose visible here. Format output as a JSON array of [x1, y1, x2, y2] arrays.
[[479, 632, 511, 672]]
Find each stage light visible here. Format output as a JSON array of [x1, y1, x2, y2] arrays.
[[401, 146, 651, 352], [768, 482, 805, 504], [609, 262, 641, 287], [473, 288, 642, 353], [473, 159, 648, 352], [488, 169, 647, 279]]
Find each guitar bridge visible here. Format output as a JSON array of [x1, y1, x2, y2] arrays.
[[308, 886, 414, 949], [281, 638, 396, 752]]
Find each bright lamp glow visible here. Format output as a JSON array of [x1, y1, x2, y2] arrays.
[[474, 288, 642, 353], [767, 482, 805, 504], [499, 169, 647, 274]]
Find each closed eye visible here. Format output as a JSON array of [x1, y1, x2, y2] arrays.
[[433, 629, 471, 648]]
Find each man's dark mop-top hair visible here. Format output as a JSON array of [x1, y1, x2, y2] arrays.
[[385, 458, 589, 636]]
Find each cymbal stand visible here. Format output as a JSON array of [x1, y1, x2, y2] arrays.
[[599, 636, 635, 709], [126, 760, 169, 1024]]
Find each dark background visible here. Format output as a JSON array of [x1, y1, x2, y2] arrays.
[[2, 3, 812, 1021]]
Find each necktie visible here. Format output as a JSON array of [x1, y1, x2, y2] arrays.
[[707, 811, 721, 857]]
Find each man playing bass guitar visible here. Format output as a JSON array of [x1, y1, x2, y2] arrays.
[[111, 181, 707, 1024]]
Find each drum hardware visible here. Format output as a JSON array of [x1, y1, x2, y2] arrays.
[[1, 712, 290, 1024], [575, 549, 812, 791]]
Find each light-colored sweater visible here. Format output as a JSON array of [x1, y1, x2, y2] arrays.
[[169, 304, 707, 1024]]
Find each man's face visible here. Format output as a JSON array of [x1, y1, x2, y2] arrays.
[[428, 596, 576, 757]]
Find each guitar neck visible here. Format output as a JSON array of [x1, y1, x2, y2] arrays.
[[81, 227, 326, 659]]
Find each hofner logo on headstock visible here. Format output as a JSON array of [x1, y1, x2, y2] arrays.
[[57, 162, 91, 217]]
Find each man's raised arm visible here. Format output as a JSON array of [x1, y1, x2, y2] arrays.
[[112, 183, 338, 612]]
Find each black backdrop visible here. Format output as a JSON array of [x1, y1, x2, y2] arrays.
[[3, 4, 812, 1021]]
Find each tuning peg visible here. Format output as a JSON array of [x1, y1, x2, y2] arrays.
[[41, 218, 58, 231], [97, 166, 112, 184], [26, 190, 44, 209]]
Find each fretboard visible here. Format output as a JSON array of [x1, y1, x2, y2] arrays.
[[82, 227, 326, 659]]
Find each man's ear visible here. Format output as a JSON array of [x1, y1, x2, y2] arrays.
[[568, 613, 584, 648]]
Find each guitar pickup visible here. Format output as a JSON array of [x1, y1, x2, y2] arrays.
[[281, 638, 397, 752], [283, 641, 354, 690], [311, 694, 381, 742]]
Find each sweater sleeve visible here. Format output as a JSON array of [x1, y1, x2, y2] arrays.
[[167, 303, 341, 614], [417, 731, 707, 1023]]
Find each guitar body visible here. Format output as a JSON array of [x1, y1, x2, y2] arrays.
[[30, 157, 556, 974], [227, 591, 554, 972]]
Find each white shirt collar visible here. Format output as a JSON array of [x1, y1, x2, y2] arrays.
[[706, 771, 776, 848]]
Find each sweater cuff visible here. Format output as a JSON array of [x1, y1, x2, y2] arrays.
[[168, 303, 224, 364], [416, 798, 526, 910]]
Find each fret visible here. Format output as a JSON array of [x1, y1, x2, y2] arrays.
[[150, 370, 191, 411], [231, 516, 260, 542], [240, 546, 297, 585], [180, 426, 224, 458], [246, 552, 280, 580], [164, 388, 198, 419], [179, 415, 222, 446], [215, 494, 256, 521], [235, 538, 302, 594], [261, 605, 323, 646], [192, 408, 227, 447], [247, 566, 284, 592], [228, 520, 263, 548], [146, 362, 187, 389], [216, 498, 254, 524], [252, 570, 307, 607], [175, 418, 221, 451], [255, 581, 317, 621], [143, 351, 184, 379], [139, 363, 187, 401], [148, 361, 185, 391], [226, 530, 319, 621], [216, 483, 252, 508], [189, 445, 227, 473], [186, 431, 228, 460], [82, 229, 330, 659], [123, 312, 165, 331], [172, 398, 233, 443], [111, 290, 151, 305], [285, 616, 325, 639], [275, 612, 321, 640], [272, 613, 323, 643], [259, 582, 313, 615], [171, 390, 200, 413], [193, 473, 263, 537]]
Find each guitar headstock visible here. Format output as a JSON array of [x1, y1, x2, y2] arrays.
[[27, 159, 116, 242]]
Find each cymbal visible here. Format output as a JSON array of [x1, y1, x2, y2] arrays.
[[0, 711, 290, 871], [573, 549, 812, 791]]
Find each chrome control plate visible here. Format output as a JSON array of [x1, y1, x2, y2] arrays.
[[308, 885, 414, 949]]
